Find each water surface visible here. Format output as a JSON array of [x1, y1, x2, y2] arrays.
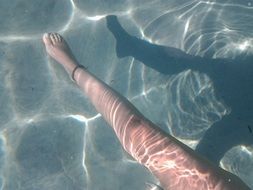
[[0, 0, 252, 189]]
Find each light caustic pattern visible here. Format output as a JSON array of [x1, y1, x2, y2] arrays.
[[0, 0, 252, 189]]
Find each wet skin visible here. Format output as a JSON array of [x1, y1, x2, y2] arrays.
[[43, 32, 251, 190]]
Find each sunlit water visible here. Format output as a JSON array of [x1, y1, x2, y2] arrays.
[[0, 0, 252, 189]]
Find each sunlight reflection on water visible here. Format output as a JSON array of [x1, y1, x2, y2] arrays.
[[0, 0, 252, 189]]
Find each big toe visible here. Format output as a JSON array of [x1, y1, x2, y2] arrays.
[[43, 33, 53, 46]]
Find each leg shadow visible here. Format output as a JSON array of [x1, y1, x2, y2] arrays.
[[106, 15, 253, 164]]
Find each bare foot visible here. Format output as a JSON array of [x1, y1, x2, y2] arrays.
[[43, 33, 78, 69]]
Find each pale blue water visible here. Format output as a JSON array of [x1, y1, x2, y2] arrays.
[[0, 0, 252, 189]]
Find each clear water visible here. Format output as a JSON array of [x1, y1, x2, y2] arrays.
[[0, 0, 252, 189]]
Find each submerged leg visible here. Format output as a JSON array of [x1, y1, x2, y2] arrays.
[[43, 33, 250, 190]]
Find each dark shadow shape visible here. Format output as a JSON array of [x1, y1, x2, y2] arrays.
[[106, 15, 253, 164]]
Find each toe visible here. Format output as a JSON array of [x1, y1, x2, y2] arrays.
[[43, 33, 53, 45], [50, 33, 58, 45], [55, 33, 62, 42]]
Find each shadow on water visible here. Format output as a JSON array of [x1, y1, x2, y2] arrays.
[[106, 15, 253, 164]]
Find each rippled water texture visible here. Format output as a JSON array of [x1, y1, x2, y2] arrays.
[[0, 0, 252, 189]]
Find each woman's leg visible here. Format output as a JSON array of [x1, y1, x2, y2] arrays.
[[42, 33, 250, 190]]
